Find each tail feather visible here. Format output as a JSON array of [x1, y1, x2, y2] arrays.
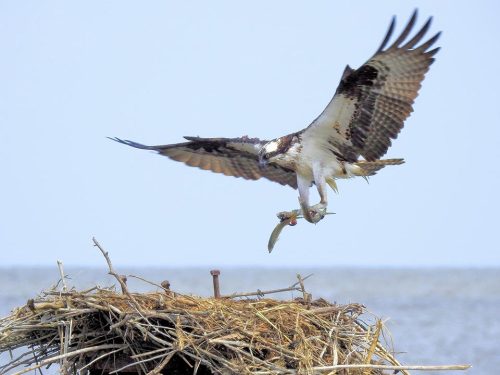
[[354, 158, 405, 176], [326, 178, 339, 193]]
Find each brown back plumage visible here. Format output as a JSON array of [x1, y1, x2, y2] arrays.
[[109, 137, 298, 188]]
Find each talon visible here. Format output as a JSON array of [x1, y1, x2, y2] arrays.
[[300, 201, 328, 224]]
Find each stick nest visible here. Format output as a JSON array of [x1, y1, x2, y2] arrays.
[[0, 284, 406, 375]]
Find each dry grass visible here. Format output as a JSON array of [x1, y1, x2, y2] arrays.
[[1, 289, 404, 375], [0, 239, 470, 374]]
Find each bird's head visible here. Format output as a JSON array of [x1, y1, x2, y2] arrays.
[[259, 140, 280, 166], [259, 134, 300, 166]]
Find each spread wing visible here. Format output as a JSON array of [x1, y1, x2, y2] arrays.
[[109, 136, 298, 189], [303, 10, 441, 162]]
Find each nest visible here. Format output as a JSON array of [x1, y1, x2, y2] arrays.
[[0, 240, 469, 374], [2, 289, 404, 375]]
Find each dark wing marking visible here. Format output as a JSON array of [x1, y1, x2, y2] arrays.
[[303, 10, 440, 162], [109, 136, 298, 189]]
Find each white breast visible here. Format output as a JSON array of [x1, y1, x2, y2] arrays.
[[300, 135, 346, 179]]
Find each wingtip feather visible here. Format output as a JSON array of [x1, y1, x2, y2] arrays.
[[108, 137, 155, 150], [389, 9, 418, 49], [401, 16, 432, 49], [417, 31, 442, 52], [376, 15, 396, 53]]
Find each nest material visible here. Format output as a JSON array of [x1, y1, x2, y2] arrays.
[[0, 240, 470, 374], [0, 284, 405, 375]]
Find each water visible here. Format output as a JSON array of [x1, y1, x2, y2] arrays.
[[1, 267, 499, 374]]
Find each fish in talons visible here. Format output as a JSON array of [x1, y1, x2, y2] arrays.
[[268, 207, 334, 253]]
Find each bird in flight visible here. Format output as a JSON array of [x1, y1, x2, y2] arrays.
[[111, 10, 440, 224]]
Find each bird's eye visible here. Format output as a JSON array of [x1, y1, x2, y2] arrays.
[[264, 153, 271, 159]]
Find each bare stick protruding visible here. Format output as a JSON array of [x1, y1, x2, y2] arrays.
[[92, 237, 129, 294], [223, 273, 314, 299], [57, 260, 67, 292], [91, 237, 143, 313], [296, 273, 311, 308]]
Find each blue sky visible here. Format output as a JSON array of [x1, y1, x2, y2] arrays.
[[1, 1, 499, 267]]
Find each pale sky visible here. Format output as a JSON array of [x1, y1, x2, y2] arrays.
[[1, 1, 499, 267]]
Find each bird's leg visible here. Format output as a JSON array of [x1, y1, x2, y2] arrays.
[[297, 174, 315, 223], [301, 181, 327, 223], [276, 174, 311, 224], [297, 174, 327, 224], [301, 169, 328, 223], [312, 178, 328, 211], [276, 174, 327, 224]]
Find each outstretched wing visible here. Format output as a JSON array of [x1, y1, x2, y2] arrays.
[[303, 10, 441, 162], [109, 136, 298, 188]]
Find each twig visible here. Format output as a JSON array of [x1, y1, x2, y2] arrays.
[[222, 273, 313, 299], [353, 319, 410, 375], [92, 238, 128, 294], [56, 260, 67, 292], [146, 350, 178, 375], [296, 363, 471, 373], [222, 285, 301, 299], [9, 344, 124, 375], [296, 273, 311, 308], [290, 273, 314, 288], [127, 274, 176, 294], [91, 237, 144, 313], [364, 320, 383, 375], [78, 346, 126, 372]]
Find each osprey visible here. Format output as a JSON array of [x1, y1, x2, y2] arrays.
[[111, 10, 440, 223]]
